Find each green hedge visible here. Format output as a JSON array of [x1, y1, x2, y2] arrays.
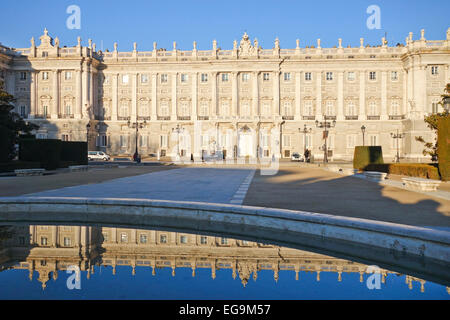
[[61, 141, 87, 165], [353, 146, 384, 170], [0, 161, 41, 173], [364, 163, 440, 180], [437, 117, 450, 181], [19, 139, 62, 170], [0, 126, 13, 163]]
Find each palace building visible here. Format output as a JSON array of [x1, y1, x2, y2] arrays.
[[0, 28, 449, 161]]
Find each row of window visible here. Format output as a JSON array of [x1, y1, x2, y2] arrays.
[[19, 71, 74, 81], [102, 232, 232, 245]]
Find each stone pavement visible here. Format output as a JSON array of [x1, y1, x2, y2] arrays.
[[23, 167, 255, 204], [243, 166, 450, 228]]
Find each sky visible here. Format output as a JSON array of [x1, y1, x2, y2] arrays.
[[1, 0, 449, 52]]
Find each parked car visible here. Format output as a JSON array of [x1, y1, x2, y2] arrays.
[[291, 152, 304, 162], [88, 151, 110, 161]]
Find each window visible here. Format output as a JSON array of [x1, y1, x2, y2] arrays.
[[347, 101, 356, 116], [391, 71, 398, 81], [200, 236, 207, 244], [369, 72, 376, 80], [41, 237, 48, 246], [122, 74, 129, 84], [97, 135, 108, 147], [304, 100, 313, 116], [61, 134, 70, 141], [160, 102, 169, 116], [65, 71, 72, 80], [305, 134, 313, 149], [65, 104, 72, 115], [326, 101, 334, 115], [240, 102, 250, 116], [283, 135, 291, 147], [221, 102, 230, 116], [180, 74, 188, 83], [391, 101, 399, 115], [120, 135, 128, 148], [432, 102, 439, 114], [63, 237, 71, 247], [20, 72, 27, 81], [42, 72, 49, 80], [221, 73, 229, 82], [180, 235, 187, 244], [120, 233, 128, 243], [369, 101, 377, 115], [326, 72, 333, 81], [263, 73, 270, 81], [201, 73, 208, 83], [42, 105, 48, 116], [140, 234, 147, 244], [161, 74, 168, 83], [119, 104, 129, 117], [370, 135, 378, 146], [200, 102, 209, 116], [180, 102, 190, 116], [262, 102, 271, 115], [160, 135, 168, 148], [305, 72, 312, 81], [220, 238, 228, 245], [284, 72, 291, 81], [283, 101, 292, 116], [160, 234, 167, 244], [20, 105, 26, 117], [241, 73, 250, 82], [42, 51, 48, 57], [347, 72, 355, 81], [347, 135, 356, 148], [140, 135, 148, 147], [431, 66, 438, 75], [141, 74, 148, 83]]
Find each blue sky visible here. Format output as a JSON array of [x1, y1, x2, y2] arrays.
[[1, 0, 449, 52]]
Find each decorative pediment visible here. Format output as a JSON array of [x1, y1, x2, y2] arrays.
[[38, 28, 54, 48], [238, 32, 258, 57]]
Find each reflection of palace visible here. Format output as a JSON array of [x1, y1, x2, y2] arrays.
[[0, 225, 445, 292], [1, 29, 449, 161]]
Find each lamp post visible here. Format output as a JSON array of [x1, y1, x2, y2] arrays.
[[86, 123, 91, 151], [361, 125, 366, 146], [443, 96, 450, 112], [390, 129, 405, 163], [315, 116, 336, 163], [172, 124, 184, 159], [127, 119, 147, 162], [299, 124, 312, 154]]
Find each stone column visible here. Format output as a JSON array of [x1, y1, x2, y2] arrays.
[[211, 72, 217, 116], [192, 72, 198, 119], [75, 69, 82, 119], [359, 70, 366, 119], [51, 70, 59, 119], [337, 71, 344, 120], [295, 72, 301, 120], [111, 73, 118, 121], [232, 72, 238, 116], [82, 66, 89, 118], [315, 71, 322, 119], [171, 73, 177, 120], [89, 67, 94, 115], [52, 226, 58, 247], [30, 71, 37, 118], [131, 73, 137, 121], [274, 71, 280, 115], [252, 71, 259, 116], [381, 71, 388, 120], [151, 73, 157, 118], [402, 70, 407, 115]]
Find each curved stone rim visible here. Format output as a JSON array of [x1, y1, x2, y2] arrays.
[[0, 196, 449, 263]]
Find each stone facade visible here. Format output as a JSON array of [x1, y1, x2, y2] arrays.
[[1, 28, 449, 161]]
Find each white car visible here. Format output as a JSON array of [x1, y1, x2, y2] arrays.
[[88, 151, 110, 161], [291, 152, 305, 162]]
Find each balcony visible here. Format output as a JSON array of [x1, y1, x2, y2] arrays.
[[197, 116, 209, 120], [324, 115, 337, 120], [367, 115, 380, 120], [282, 115, 295, 120], [177, 116, 191, 121], [138, 116, 151, 121], [117, 116, 131, 121], [157, 116, 171, 121], [302, 116, 315, 120], [345, 115, 358, 120], [389, 115, 405, 120], [59, 114, 74, 119], [34, 114, 50, 119]]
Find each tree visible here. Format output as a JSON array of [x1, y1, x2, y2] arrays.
[[0, 80, 39, 162], [415, 84, 450, 161]]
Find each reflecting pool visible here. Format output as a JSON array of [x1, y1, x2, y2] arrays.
[[0, 224, 448, 300]]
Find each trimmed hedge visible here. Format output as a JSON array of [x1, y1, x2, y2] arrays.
[[353, 146, 384, 170], [0, 161, 41, 173], [437, 117, 450, 181], [19, 139, 62, 170], [61, 141, 87, 165], [364, 163, 440, 180]]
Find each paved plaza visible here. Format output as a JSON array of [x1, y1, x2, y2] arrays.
[[1, 164, 449, 228]]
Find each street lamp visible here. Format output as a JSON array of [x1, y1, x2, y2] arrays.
[[361, 125, 366, 146], [299, 124, 312, 154], [315, 116, 336, 163], [172, 124, 184, 159], [390, 129, 405, 163], [127, 119, 147, 162], [86, 123, 91, 150], [443, 96, 450, 112]]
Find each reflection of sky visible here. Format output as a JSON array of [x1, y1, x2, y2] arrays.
[[0, 267, 448, 300]]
